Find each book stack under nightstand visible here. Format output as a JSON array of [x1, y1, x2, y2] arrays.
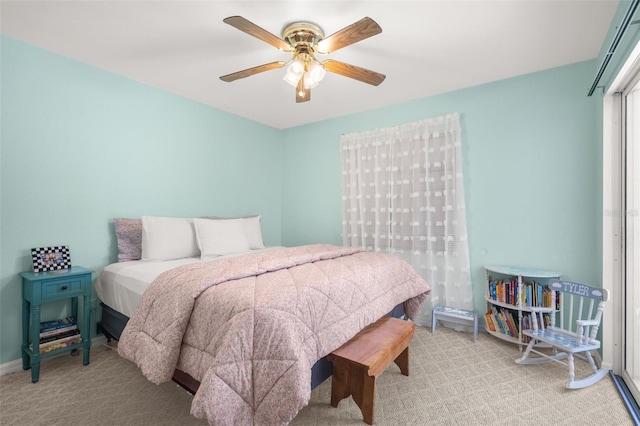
[[33, 317, 83, 354]]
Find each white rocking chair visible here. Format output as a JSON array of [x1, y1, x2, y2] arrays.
[[516, 279, 609, 389]]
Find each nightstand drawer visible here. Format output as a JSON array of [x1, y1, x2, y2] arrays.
[[42, 278, 84, 298]]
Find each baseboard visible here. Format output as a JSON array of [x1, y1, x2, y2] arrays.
[[593, 351, 609, 370], [599, 351, 613, 370], [0, 335, 108, 377]]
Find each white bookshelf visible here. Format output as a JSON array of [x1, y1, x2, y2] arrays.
[[484, 265, 561, 347]]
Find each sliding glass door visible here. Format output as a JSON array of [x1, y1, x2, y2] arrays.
[[604, 36, 640, 419], [623, 71, 640, 404]]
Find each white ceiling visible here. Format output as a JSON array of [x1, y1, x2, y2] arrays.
[[1, 1, 618, 129]]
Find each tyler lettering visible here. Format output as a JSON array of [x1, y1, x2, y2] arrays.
[[563, 282, 590, 296]]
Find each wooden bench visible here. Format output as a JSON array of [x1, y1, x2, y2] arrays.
[[326, 316, 416, 424]]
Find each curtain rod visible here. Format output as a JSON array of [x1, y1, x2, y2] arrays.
[[587, 0, 640, 96]]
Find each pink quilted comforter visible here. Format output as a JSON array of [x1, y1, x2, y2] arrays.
[[118, 244, 429, 425]]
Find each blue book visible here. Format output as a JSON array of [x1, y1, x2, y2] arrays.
[[491, 307, 507, 335], [40, 317, 76, 333], [537, 285, 543, 307]]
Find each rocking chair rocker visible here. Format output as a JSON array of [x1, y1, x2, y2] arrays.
[[516, 279, 609, 389]]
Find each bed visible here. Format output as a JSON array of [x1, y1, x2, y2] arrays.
[[97, 216, 430, 425], [95, 249, 362, 390]]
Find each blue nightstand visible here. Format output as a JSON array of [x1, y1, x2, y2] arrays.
[[20, 266, 93, 383]]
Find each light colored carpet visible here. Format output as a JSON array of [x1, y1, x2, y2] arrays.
[[0, 325, 633, 425]]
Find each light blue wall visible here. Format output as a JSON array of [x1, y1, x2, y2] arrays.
[[0, 36, 283, 364], [281, 60, 601, 319]]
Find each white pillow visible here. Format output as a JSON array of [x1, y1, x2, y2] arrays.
[[141, 216, 199, 261], [242, 215, 265, 249], [194, 218, 251, 258]]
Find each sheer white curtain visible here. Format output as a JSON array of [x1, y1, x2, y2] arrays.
[[341, 113, 472, 325]]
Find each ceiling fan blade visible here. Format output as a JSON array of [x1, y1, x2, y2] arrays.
[[223, 16, 293, 52], [323, 59, 386, 86], [296, 79, 310, 103], [316, 17, 382, 54], [220, 61, 286, 82]]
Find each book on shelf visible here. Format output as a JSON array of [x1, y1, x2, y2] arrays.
[[40, 317, 76, 334], [490, 278, 561, 309], [484, 311, 496, 332], [497, 311, 510, 336], [490, 307, 507, 335], [508, 280, 516, 305], [537, 284, 543, 307], [522, 281, 561, 309], [40, 324, 78, 339], [37, 337, 82, 354], [487, 305, 523, 339], [522, 314, 532, 343], [542, 286, 551, 307], [33, 332, 81, 348], [30, 333, 82, 353], [40, 328, 80, 344], [488, 277, 520, 305], [525, 283, 533, 306], [501, 309, 518, 338]]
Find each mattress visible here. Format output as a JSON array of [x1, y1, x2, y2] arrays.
[[95, 248, 276, 318]]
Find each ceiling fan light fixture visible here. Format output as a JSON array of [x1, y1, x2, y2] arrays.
[[303, 74, 318, 90], [283, 58, 304, 86], [306, 60, 326, 85], [285, 56, 326, 89]]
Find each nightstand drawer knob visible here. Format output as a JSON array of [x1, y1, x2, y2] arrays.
[[61, 285, 68, 290]]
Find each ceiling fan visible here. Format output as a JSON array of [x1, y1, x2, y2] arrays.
[[219, 16, 386, 103]]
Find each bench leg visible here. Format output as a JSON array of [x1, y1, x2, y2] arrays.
[[351, 369, 376, 425], [331, 359, 377, 425], [330, 358, 352, 407], [393, 347, 410, 376]]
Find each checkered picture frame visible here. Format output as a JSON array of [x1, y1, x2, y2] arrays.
[[31, 246, 72, 272]]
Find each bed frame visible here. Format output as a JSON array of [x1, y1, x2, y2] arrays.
[[99, 302, 406, 394]]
